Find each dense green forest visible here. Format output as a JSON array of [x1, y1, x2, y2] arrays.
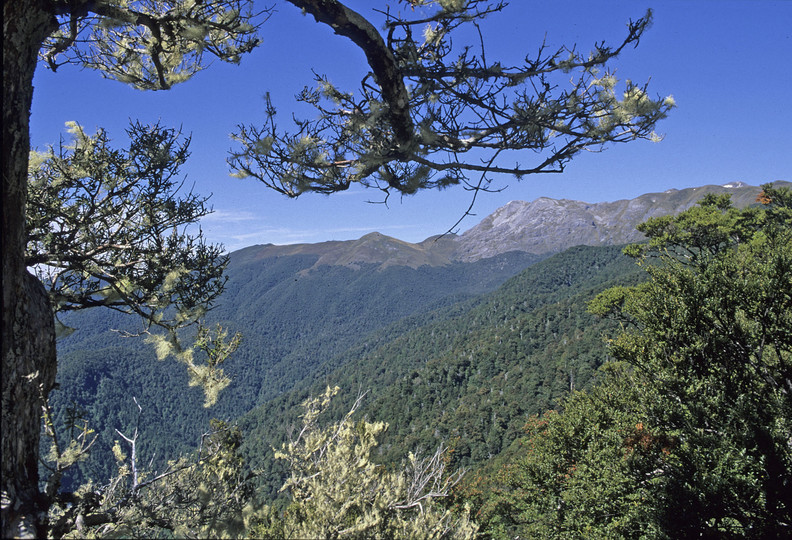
[[460, 187, 792, 538], [50, 241, 639, 498], [237, 244, 643, 499], [46, 240, 644, 535], [49, 249, 540, 489]]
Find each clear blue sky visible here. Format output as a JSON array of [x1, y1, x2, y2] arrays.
[[30, 1, 792, 252]]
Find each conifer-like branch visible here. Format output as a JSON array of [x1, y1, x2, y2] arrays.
[[230, 1, 674, 200], [27, 121, 228, 337], [42, 0, 269, 89]]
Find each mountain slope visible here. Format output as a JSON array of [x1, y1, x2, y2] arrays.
[[48, 180, 785, 491], [238, 244, 643, 499], [229, 181, 787, 266], [50, 249, 540, 488]]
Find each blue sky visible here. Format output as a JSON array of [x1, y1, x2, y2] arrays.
[[30, 1, 792, 251]]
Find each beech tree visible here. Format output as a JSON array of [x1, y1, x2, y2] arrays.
[[595, 185, 792, 536], [3, 1, 670, 536]]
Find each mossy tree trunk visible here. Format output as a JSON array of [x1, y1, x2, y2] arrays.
[[2, 3, 58, 537]]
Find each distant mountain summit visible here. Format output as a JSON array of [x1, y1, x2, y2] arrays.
[[231, 232, 459, 270], [234, 181, 788, 267]]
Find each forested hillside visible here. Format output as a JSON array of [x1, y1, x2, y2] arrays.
[[238, 244, 642, 500], [42, 185, 792, 538], [462, 186, 792, 538], [49, 248, 540, 489]]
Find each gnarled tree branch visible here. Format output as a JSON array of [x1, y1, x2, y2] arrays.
[[230, 1, 673, 203]]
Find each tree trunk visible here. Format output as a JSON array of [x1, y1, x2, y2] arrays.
[[2, 3, 58, 537], [286, 0, 414, 150]]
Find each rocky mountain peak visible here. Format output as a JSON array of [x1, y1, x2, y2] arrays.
[[450, 181, 788, 261]]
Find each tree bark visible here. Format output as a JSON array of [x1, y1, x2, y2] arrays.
[[2, 2, 58, 537]]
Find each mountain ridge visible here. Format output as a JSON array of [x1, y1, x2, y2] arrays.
[[234, 181, 788, 267]]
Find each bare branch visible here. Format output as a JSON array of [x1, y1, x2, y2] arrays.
[[394, 443, 466, 512]]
